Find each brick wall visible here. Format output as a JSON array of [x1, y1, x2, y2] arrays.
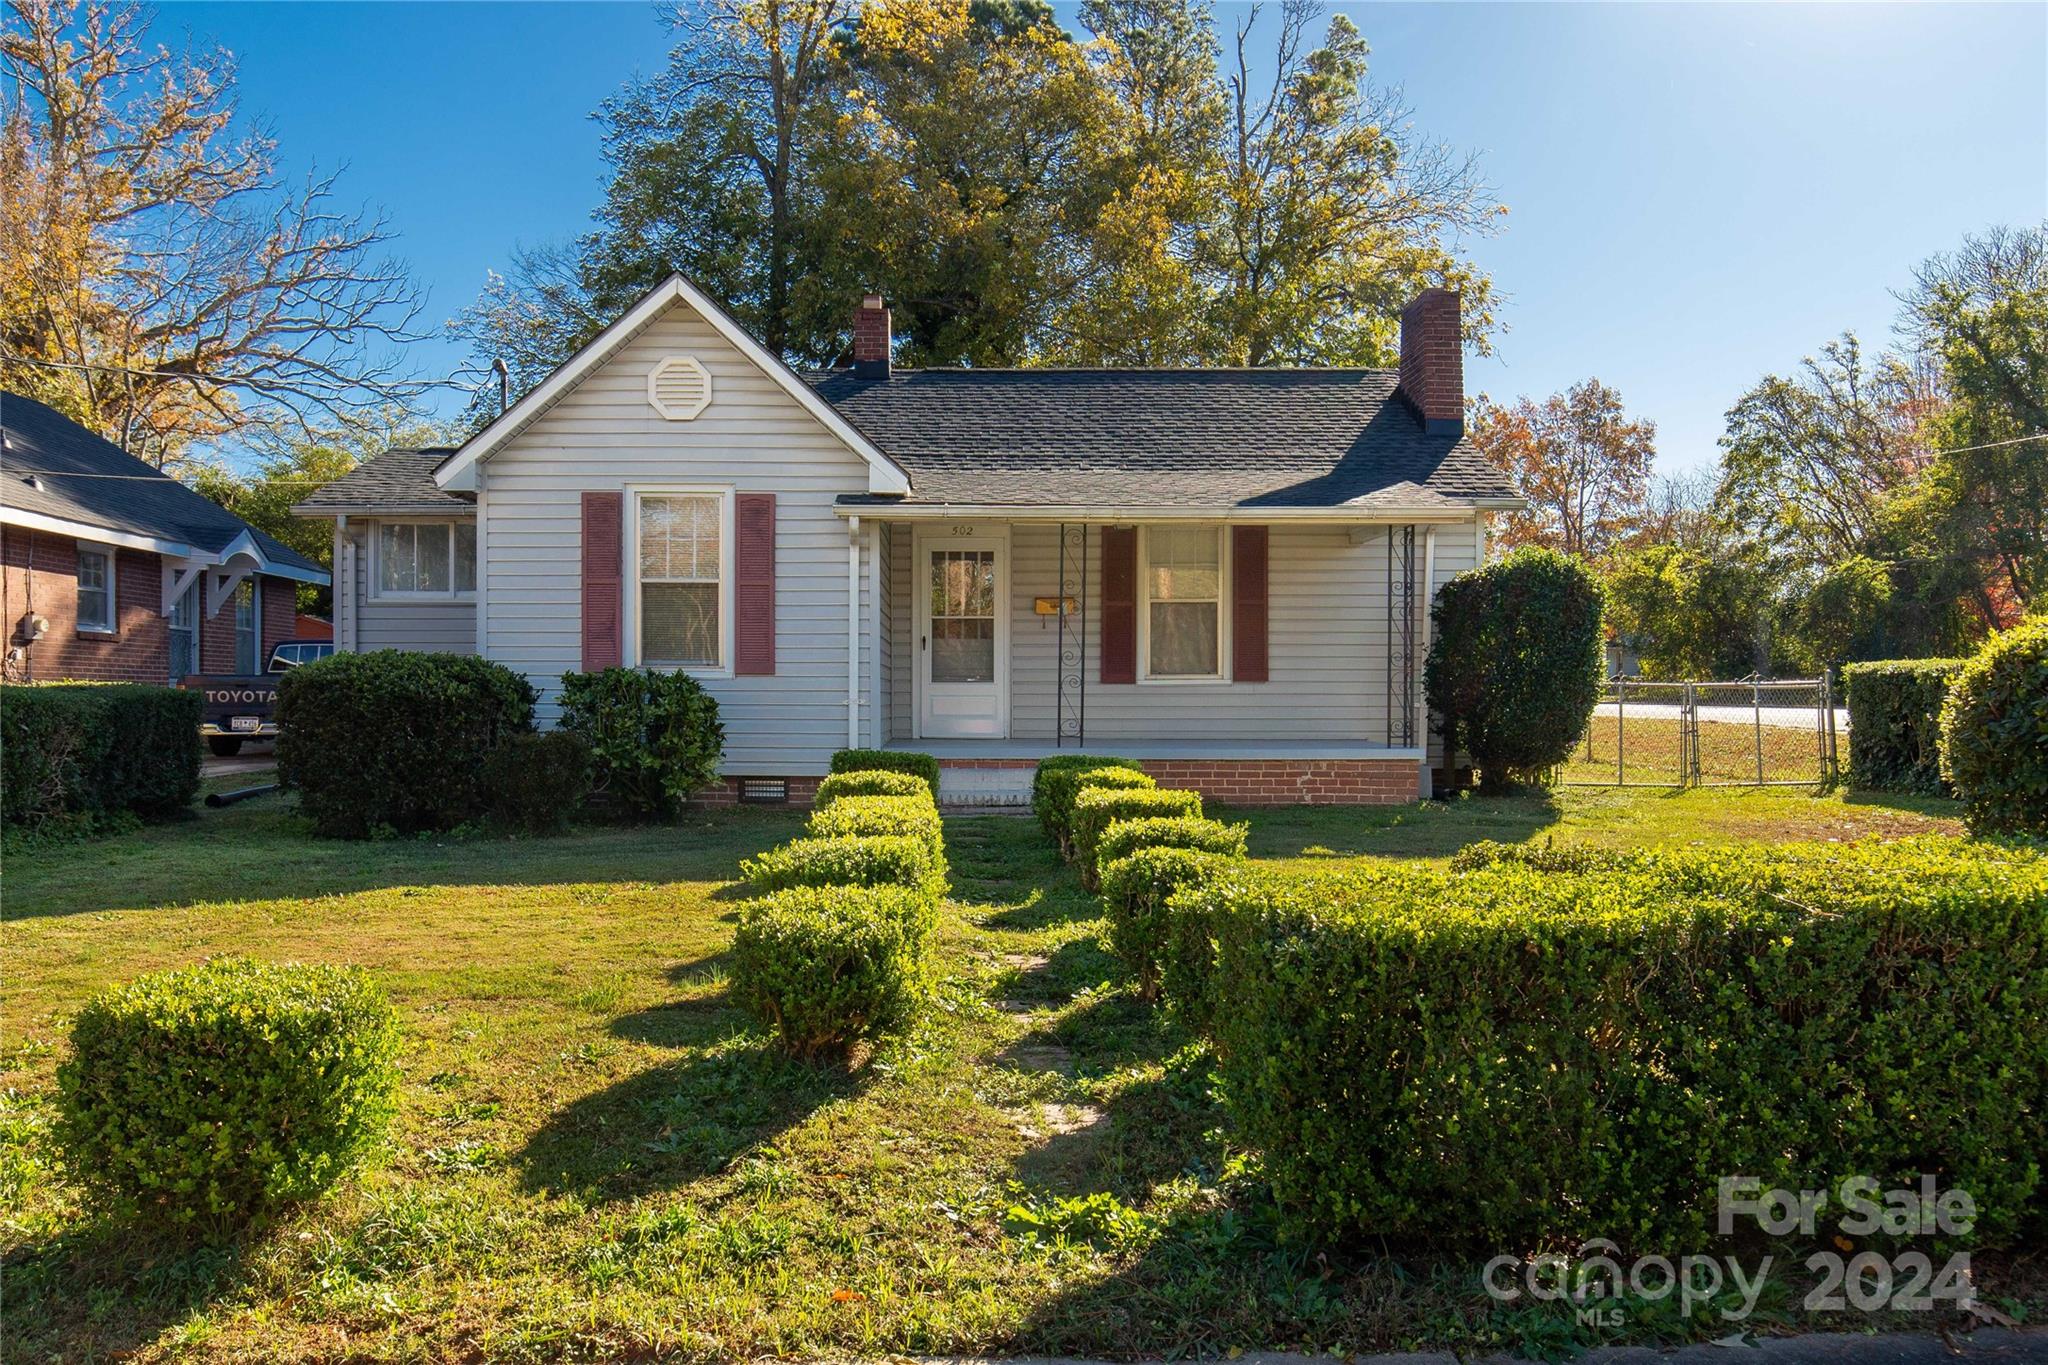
[[197, 573, 299, 673], [692, 775, 824, 808], [1138, 758, 1419, 806], [922, 754, 1421, 806], [1, 527, 170, 683], [262, 579, 297, 661]]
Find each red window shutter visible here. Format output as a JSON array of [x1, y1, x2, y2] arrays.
[[1232, 525, 1269, 683], [734, 492, 776, 676], [1099, 526, 1136, 685], [581, 492, 623, 670]]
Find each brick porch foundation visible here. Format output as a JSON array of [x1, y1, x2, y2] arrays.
[[692, 775, 824, 808], [932, 755, 1419, 806]]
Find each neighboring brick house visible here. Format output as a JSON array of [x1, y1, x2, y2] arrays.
[[298, 276, 1522, 807], [2, 392, 328, 686]]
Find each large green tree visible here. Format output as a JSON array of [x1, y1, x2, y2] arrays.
[[1897, 222, 2048, 619], [451, 0, 1502, 382]]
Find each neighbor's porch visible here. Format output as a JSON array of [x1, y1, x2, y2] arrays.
[[847, 511, 1482, 805]]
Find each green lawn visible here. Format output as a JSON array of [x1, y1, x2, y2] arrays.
[[2, 785, 2016, 1362]]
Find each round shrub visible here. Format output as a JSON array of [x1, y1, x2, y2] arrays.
[[1099, 845, 1240, 1002], [814, 769, 931, 809], [1031, 755, 1143, 844], [55, 957, 401, 1230], [1940, 615, 2048, 836], [1424, 546, 1606, 792], [731, 885, 934, 1058], [277, 652, 537, 838], [740, 834, 944, 897], [1070, 786, 1202, 890], [483, 730, 595, 836], [829, 748, 940, 798], [558, 667, 724, 819]]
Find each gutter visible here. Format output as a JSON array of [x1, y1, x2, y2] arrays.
[[829, 501, 1523, 524]]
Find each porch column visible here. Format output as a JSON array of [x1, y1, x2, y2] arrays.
[[847, 515, 861, 748]]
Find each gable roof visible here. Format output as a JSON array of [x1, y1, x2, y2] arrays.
[[1, 392, 328, 582], [430, 274, 912, 496], [809, 368, 1516, 512], [292, 448, 473, 517]]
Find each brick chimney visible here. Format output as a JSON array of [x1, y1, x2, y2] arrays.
[[1397, 288, 1463, 436], [853, 294, 891, 378]]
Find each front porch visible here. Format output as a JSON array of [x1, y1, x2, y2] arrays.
[[846, 510, 1474, 805]]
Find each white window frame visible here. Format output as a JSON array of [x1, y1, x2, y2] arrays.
[[75, 542, 116, 634], [625, 485, 734, 679], [1137, 523, 1231, 684], [368, 518, 478, 600]]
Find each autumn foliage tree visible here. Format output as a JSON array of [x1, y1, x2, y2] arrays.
[[0, 0, 427, 469], [1471, 380, 1657, 559]]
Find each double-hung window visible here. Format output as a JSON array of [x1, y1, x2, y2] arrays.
[[634, 491, 728, 671], [76, 546, 114, 633], [375, 521, 477, 597], [1141, 526, 1226, 680]]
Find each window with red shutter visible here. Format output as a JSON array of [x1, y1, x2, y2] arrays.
[[1232, 525, 1269, 682], [1099, 526, 1136, 684], [734, 493, 776, 675], [581, 492, 623, 670]]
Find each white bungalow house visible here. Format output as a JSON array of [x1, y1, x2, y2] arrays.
[[294, 276, 1519, 806]]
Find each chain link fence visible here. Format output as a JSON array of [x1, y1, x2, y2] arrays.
[[1557, 677, 1841, 788]]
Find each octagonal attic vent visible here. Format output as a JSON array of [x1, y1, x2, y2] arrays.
[[647, 355, 712, 420]]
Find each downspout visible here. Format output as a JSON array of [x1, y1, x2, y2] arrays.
[[335, 516, 353, 653], [474, 467, 488, 658], [1417, 525, 1437, 797], [847, 515, 861, 748]]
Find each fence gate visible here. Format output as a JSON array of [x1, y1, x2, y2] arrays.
[[1559, 677, 1840, 788]]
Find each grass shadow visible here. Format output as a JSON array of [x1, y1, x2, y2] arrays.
[[516, 1036, 867, 1202], [1, 804, 809, 921], [0, 1217, 254, 1359], [1839, 787, 1966, 819], [1223, 790, 1563, 861]]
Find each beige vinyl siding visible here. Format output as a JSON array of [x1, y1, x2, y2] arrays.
[[884, 518, 1478, 746], [342, 522, 477, 654], [480, 298, 873, 775]]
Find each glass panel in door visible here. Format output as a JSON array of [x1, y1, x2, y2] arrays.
[[234, 580, 257, 673], [929, 550, 996, 683]]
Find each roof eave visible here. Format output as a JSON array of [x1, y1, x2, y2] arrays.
[[291, 501, 476, 519], [830, 501, 1502, 524]]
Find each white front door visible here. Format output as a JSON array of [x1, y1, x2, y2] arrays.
[[916, 528, 1008, 738]]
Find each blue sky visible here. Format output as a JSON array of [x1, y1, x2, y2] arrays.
[[165, 1, 2046, 476]]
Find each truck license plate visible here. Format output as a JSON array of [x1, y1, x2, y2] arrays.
[[230, 715, 261, 732]]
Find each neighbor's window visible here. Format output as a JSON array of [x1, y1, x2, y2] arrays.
[[1143, 526, 1223, 679], [637, 493, 724, 668], [76, 546, 114, 632], [233, 578, 258, 674], [376, 521, 477, 596]]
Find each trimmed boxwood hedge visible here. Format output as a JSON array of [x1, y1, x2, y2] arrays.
[[1031, 754, 1144, 844], [1172, 839, 2048, 1250], [278, 651, 536, 838], [1940, 616, 2048, 835], [830, 748, 940, 798], [807, 793, 944, 860], [813, 769, 931, 809], [1099, 845, 1240, 1001], [56, 956, 401, 1230], [1844, 658, 1964, 795], [1, 683, 201, 829], [1093, 814, 1247, 881], [740, 834, 945, 897], [1070, 786, 1202, 890], [730, 884, 936, 1058]]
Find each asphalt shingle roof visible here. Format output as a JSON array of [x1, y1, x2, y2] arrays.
[[291, 448, 474, 515], [807, 367, 1515, 508], [0, 391, 325, 576]]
